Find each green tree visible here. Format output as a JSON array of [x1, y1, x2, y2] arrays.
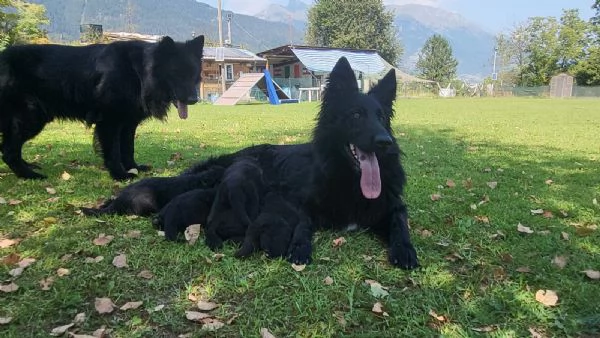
[[556, 9, 589, 73], [0, 0, 48, 48], [415, 34, 458, 83], [592, 0, 600, 26], [519, 17, 560, 86], [306, 0, 402, 65]]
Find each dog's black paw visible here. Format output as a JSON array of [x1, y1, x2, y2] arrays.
[[136, 164, 152, 172], [389, 242, 419, 270], [204, 231, 223, 251], [287, 241, 312, 265]]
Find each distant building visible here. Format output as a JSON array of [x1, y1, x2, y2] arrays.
[[257, 45, 432, 101]]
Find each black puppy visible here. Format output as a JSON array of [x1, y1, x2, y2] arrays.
[[204, 156, 265, 251], [81, 165, 224, 216], [152, 188, 216, 241], [236, 190, 305, 258]]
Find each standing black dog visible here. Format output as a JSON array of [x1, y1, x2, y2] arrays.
[[0, 35, 204, 180]]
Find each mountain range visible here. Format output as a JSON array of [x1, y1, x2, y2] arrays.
[[30, 0, 495, 80]]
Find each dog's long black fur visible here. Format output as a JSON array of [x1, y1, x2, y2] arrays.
[[0, 35, 204, 180]]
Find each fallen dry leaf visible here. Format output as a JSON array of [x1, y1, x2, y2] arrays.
[[445, 179, 456, 188], [365, 279, 389, 298], [120, 301, 143, 311], [582, 270, 600, 280], [17, 258, 37, 269], [260, 328, 277, 338], [430, 193, 442, 201], [428, 309, 447, 322], [185, 311, 211, 321], [2, 253, 21, 265], [517, 223, 534, 234], [545, 179, 553, 185], [0, 317, 13, 325], [39, 277, 55, 290], [93, 234, 114, 246], [202, 318, 225, 331], [324, 276, 334, 285], [0, 238, 19, 249], [185, 224, 202, 245], [57, 268, 71, 277], [157, 231, 165, 237], [542, 210, 554, 219], [151, 304, 165, 312], [419, 229, 433, 238], [92, 326, 108, 338], [112, 254, 128, 268], [8, 199, 22, 206], [463, 178, 473, 190], [474, 215, 490, 224], [332, 237, 346, 247], [535, 289, 558, 307], [197, 300, 219, 311], [212, 253, 225, 261], [46, 187, 57, 195], [371, 302, 386, 315], [50, 323, 75, 336], [124, 230, 141, 239], [561, 232, 570, 241], [60, 254, 73, 262], [291, 263, 306, 272], [95, 298, 115, 314], [137, 270, 154, 279], [61, 171, 71, 180], [530, 209, 544, 215], [226, 314, 240, 325], [0, 282, 19, 293], [127, 168, 139, 175], [551, 256, 567, 269], [0, 197, 5, 204], [85, 256, 104, 264], [487, 181, 498, 189], [73, 312, 86, 324], [9, 267, 24, 277]]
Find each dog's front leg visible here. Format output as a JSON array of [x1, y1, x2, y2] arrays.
[[120, 122, 151, 172], [288, 215, 313, 265], [387, 201, 419, 270], [95, 122, 134, 180]]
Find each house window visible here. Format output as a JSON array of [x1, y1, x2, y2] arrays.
[[225, 64, 234, 81]]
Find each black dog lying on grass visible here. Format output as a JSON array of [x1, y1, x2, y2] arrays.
[[152, 188, 216, 241], [81, 165, 224, 216]]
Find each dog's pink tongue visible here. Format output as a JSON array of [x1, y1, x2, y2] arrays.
[[355, 146, 381, 199], [176, 101, 188, 119]]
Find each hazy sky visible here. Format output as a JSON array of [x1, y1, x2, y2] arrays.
[[200, 0, 596, 33]]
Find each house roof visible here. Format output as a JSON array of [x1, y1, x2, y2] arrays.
[[203, 47, 266, 63], [258, 45, 433, 82]]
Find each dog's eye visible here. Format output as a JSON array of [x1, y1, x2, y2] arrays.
[[353, 112, 360, 119]]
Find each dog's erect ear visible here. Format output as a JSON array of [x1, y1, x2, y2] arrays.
[[155, 36, 176, 59], [368, 68, 397, 112], [325, 57, 358, 95], [186, 35, 205, 58]]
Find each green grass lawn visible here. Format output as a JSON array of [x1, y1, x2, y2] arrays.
[[1, 98, 599, 337]]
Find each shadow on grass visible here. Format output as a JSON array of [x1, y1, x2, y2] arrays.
[[0, 123, 598, 336]]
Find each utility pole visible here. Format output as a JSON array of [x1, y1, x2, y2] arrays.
[[217, 0, 226, 95], [226, 13, 232, 46]]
